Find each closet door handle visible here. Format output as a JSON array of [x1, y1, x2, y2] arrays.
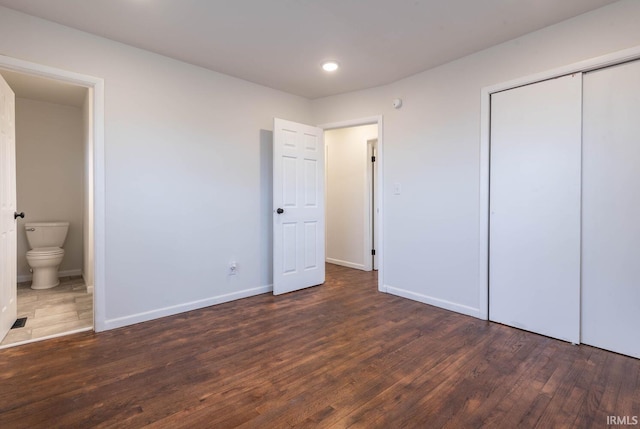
[[276, 208, 284, 214], [14, 212, 25, 219]]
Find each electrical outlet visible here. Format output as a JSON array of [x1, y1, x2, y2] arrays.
[[229, 261, 238, 275]]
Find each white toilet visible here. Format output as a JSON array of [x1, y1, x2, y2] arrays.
[[25, 222, 69, 290]]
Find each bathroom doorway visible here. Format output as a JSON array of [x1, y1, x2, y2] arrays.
[[0, 66, 97, 347]]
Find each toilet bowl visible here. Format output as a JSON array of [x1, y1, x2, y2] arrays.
[[25, 222, 69, 290], [26, 247, 65, 289]]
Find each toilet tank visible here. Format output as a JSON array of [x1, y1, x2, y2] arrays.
[[25, 222, 70, 249]]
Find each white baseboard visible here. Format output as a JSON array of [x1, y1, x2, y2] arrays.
[[103, 284, 273, 331], [60, 269, 82, 278], [82, 273, 94, 294], [17, 268, 82, 283], [384, 284, 482, 319], [326, 258, 366, 271]]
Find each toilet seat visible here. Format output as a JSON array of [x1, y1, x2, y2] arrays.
[[27, 247, 64, 257]]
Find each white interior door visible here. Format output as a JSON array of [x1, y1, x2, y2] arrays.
[[0, 73, 17, 342], [489, 74, 582, 343], [273, 118, 325, 295], [368, 139, 378, 271], [582, 60, 640, 359]]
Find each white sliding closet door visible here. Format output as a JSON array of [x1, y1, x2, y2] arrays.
[[489, 74, 582, 343], [582, 60, 640, 359]]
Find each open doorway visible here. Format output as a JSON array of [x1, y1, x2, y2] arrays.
[[271, 116, 383, 295], [324, 124, 378, 272], [0, 61, 101, 348]]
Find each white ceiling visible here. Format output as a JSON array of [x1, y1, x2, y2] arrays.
[[0, 0, 619, 99]]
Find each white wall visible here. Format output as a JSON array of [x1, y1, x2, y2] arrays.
[[82, 90, 94, 291], [15, 98, 84, 280], [3, 1, 640, 330], [325, 124, 377, 270], [0, 7, 312, 328], [311, 0, 640, 318]]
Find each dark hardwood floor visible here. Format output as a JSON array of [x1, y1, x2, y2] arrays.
[[1, 264, 638, 428]]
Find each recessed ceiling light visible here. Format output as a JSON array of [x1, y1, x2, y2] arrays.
[[322, 61, 339, 72]]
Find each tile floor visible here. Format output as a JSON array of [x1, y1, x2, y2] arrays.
[[0, 276, 93, 347]]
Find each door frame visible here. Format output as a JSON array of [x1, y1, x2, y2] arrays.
[[479, 45, 640, 320], [319, 116, 384, 292], [0, 55, 106, 333]]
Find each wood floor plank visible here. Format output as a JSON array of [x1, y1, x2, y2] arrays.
[[1, 264, 638, 428]]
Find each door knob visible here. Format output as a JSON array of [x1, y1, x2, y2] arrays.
[[14, 212, 24, 219], [276, 208, 284, 214]]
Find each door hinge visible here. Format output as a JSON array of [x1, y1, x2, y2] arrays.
[[371, 249, 376, 256], [371, 156, 376, 162]]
